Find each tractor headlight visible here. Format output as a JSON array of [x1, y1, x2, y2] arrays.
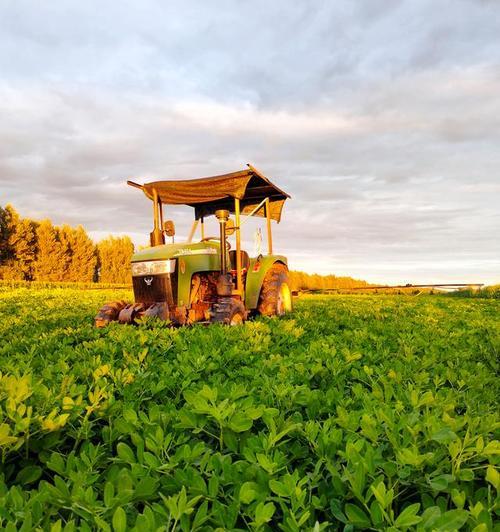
[[131, 259, 176, 277]]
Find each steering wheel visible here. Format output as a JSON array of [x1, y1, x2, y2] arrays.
[[201, 237, 231, 250]]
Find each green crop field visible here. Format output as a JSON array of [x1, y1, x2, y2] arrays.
[[0, 288, 498, 531]]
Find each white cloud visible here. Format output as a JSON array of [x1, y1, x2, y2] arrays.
[[0, 0, 499, 284]]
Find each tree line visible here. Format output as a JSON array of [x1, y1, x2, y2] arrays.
[[288, 271, 369, 291], [0, 205, 133, 283], [0, 205, 369, 289]]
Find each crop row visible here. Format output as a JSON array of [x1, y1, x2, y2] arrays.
[[0, 289, 498, 530]]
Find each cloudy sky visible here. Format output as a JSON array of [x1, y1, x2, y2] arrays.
[[1, 0, 499, 284]]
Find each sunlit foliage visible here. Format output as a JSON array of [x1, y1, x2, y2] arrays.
[[0, 205, 131, 283], [0, 289, 498, 530]]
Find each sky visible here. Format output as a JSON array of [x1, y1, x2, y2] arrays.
[[0, 0, 499, 285]]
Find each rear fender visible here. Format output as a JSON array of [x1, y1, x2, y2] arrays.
[[245, 255, 288, 309]]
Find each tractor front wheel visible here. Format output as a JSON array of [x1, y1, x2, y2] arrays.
[[257, 263, 293, 317], [211, 298, 247, 325], [95, 300, 128, 327]]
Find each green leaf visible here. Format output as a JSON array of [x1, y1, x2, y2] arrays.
[[428, 474, 453, 490], [143, 506, 156, 530], [256, 453, 276, 473], [239, 481, 259, 504], [192, 500, 209, 529], [451, 489, 466, 509], [482, 441, 500, 455], [112, 507, 127, 532], [19, 513, 33, 532], [485, 465, 499, 490], [116, 442, 135, 463], [421, 506, 441, 529], [183, 389, 208, 410], [199, 385, 218, 403], [104, 481, 114, 507], [394, 503, 422, 528], [431, 427, 457, 443], [95, 516, 111, 532], [134, 477, 158, 499], [345, 504, 371, 528], [46, 453, 65, 475], [370, 481, 389, 509], [297, 510, 311, 527], [369, 500, 384, 527], [122, 408, 137, 424], [228, 411, 253, 432], [432, 509, 468, 531], [208, 475, 219, 498], [397, 447, 431, 467], [330, 499, 347, 524], [116, 469, 133, 494], [346, 465, 366, 501], [269, 479, 290, 497], [469, 501, 484, 520], [15, 465, 42, 485], [143, 452, 160, 468], [457, 469, 474, 481], [50, 520, 62, 532], [254, 502, 276, 526]]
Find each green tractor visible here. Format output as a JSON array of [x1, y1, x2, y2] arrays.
[[95, 164, 293, 326]]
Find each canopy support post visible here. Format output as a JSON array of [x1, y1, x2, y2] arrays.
[[187, 220, 199, 243], [265, 198, 273, 255], [159, 199, 164, 229], [235, 198, 243, 295], [153, 189, 159, 230], [151, 189, 163, 246], [200, 217, 205, 239]]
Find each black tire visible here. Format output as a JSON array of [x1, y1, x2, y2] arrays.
[[211, 298, 247, 325], [257, 263, 293, 317], [95, 300, 128, 327]]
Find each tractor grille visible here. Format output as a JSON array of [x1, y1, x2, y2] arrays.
[[132, 271, 177, 306]]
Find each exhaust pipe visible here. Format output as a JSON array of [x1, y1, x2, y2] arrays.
[[215, 209, 229, 274], [215, 209, 232, 296]]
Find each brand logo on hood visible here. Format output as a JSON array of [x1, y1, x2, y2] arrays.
[[144, 277, 153, 286], [174, 248, 217, 256]]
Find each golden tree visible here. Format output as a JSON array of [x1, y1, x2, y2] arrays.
[[0, 205, 38, 280], [67, 226, 97, 282], [97, 236, 134, 283], [0, 206, 9, 263], [34, 220, 66, 281]]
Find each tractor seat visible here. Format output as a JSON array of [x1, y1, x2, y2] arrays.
[[229, 250, 250, 273]]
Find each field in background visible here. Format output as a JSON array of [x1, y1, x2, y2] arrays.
[[0, 289, 498, 530], [2, 280, 499, 300]]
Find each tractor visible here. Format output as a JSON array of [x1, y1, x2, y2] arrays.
[[95, 164, 292, 326]]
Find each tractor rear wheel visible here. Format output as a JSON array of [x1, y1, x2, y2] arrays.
[[257, 263, 293, 316]]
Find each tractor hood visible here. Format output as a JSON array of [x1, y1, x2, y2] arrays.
[[131, 241, 220, 262]]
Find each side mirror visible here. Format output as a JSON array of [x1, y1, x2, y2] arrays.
[[163, 220, 175, 237], [225, 218, 236, 236]]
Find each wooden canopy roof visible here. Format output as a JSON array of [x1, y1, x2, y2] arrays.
[[130, 164, 290, 222]]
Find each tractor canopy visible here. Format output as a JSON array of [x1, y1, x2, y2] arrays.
[[137, 164, 290, 222]]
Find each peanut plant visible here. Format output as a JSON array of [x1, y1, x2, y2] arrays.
[[0, 288, 498, 531]]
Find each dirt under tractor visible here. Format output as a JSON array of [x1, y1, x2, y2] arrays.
[[95, 164, 293, 326]]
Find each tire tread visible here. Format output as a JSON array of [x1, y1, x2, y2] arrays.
[[257, 263, 290, 316]]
